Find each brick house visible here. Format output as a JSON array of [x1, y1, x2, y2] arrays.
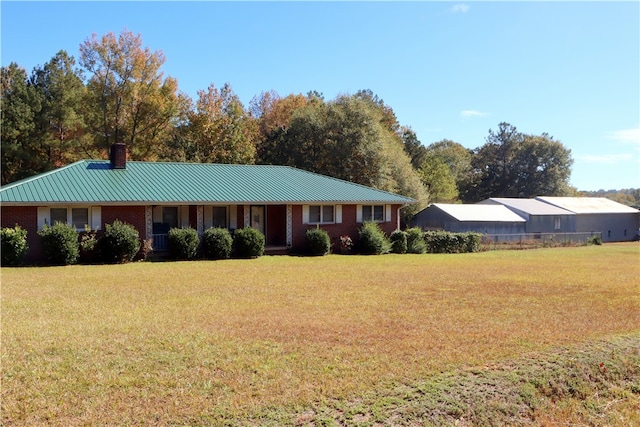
[[1, 144, 416, 263]]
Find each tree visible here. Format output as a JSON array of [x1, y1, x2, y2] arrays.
[[401, 126, 428, 169], [30, 50, 87, 166], [186, 83, 257, 164], [419, 153, 458, 203], [1, 63, 43, 184], [461, 123, 574, 202], [79, 30, 181, 160]]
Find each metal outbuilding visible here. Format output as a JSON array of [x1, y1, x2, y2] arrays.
[[411, 203, 527, 235], [478, 197, 576, 234], [536, 197, 639, 242]]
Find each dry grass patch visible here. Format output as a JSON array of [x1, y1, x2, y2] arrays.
[[2, 243, 639, 425]]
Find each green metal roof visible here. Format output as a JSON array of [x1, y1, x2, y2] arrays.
[[0, 160, 416, 205]]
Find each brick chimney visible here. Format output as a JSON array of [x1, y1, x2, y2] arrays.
[[110, 143, 127, 169]]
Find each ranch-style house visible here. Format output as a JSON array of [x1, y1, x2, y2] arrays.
[[0, 144, 416, 263]]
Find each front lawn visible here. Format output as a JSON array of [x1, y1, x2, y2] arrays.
[[2, 244, 639, 425]]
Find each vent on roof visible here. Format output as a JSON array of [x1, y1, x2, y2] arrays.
[[110, 143, 126, 169]]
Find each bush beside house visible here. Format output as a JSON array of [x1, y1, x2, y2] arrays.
[[1, 225, 29, 266]]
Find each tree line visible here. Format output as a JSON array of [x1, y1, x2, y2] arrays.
[[1, 30, 579, 219]]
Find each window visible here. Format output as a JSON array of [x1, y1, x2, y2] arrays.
[[362, 205, 384, 222], [163, 207, 179, 229], [50, 208, 67, 225], [308, 205, 335, 224], [212, 206, 227, 228], [48, 207, 89, 230], [72, 208, 89, 229], [554, 217, 561, 230]]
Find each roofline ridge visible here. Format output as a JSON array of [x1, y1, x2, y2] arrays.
[[0, 160, 88, 191]]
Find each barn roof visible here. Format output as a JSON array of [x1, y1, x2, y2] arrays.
[[536, 196, 639, 214], [0, 160, 416, 206], [481, 198, 575, 215], [431, 203, 526, 222]]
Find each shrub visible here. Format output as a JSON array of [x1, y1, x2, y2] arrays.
[[1, 225, 29, 266], [464, 232, 482, 252], [339, 235, 354, 254], [389, 230, 407, 254], [587, 235, 603, 246], [79, 228, 99, 264], [358, 222, 390, 255], [306, 227, 331, 256], [101, 220, 140, 263], [202, 227, 233, 260], [168, 227, 200, 260], [425, 231, 481, 253], [233, 227, 265, 259], [38, 222, 79, 265], [406, 227, 427, 254]]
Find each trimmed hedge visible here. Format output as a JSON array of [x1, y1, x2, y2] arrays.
[[38, 222, 79, 265], [202, 227, 233, 260], [389, 230, 407, 254], [1, 225, 29, 266], [406, 227, 427, 254], [358, 222, 390, 255], [424, 231, 482, 253], [101, 220, 141, 263], [233, 227, 265, 259], [306, 227, 331, 256], [168, 227, 200, 260]]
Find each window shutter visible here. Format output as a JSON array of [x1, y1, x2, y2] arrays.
[[37, 207, 49, 229], [336, 205, 342, 224], [356, 205, 363, 223], [91, 207, 102, 230], [302, 205, 309, 224], [385, 205, 392, 222]]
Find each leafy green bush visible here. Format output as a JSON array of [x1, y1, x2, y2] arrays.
[[202, 227, 233, 260], [406, 227, 427, 254], [233, 227, 265, 259], [357, 222, 390, 255], [389, 230, 407, 254], [424, 231, 481, 253], [587, 235, 603, 246], [79, 228, 99, 264], [1, 225, 29, 266], [464, 232, 482, 252], [168, 227, 200, 260], [100, 220, 140, 263], [306, 227, 331, 256], [38, 222, 79, 265]]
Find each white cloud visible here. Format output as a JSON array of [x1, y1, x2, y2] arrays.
[[607, 127, 640, 147], [460, 110, 488, 118], [450, 4, 470, 14], [580, 153, 633, 164]]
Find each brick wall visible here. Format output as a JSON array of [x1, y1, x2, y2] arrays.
[[290, 204, 402, 252], [101, 206, 147, 239]]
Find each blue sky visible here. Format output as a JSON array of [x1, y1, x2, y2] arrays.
[[2, 1, 638, 191]]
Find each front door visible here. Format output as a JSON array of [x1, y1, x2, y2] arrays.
[[250, 205, 265, 235]]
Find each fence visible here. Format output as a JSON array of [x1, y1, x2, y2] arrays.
[[481, 232, 602, 250]]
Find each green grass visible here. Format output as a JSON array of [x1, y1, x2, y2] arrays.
[[2, 243, 639, 425]]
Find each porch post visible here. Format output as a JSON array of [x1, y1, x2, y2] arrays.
[[286, 204, 292, 248], [197, 205, 204, 235], [145, 206, 153, 241], [243, 205, 250, 228]]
